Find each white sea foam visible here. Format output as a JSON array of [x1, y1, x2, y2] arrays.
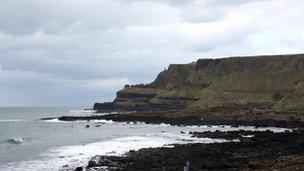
[[185, 125, 291, 132], [41, 118, 292, 133], [85, 119, 114, 124], [9, 137, 24, 144], [242, 135, 254, 138], [1, 119, 291, 171], [43, 118, 62, 123], [43, 118, 115, 124], [0, 137, 24, 145], [1, 132, 228, 171], [0, 119, 22, 123], [68, 109, 95, 115]]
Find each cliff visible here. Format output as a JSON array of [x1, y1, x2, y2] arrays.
[[273, 83, 304, 113], [94, 54, 304, 113]]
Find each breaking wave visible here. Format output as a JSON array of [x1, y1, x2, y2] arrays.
[[0, 132, 229, 171], [0, 137, 25, 145]]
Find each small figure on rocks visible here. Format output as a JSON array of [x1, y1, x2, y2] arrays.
[[183, 161, 190, 171]]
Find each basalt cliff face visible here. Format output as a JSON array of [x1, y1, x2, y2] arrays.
[[94, 54, 304, 113]]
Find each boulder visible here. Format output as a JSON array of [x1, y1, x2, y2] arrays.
[[74, 167, 83, 171]]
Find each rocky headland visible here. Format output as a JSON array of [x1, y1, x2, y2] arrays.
[[58, 54, 304, 171], [64, 54, 304, 128], [94, 53, 304, 114]]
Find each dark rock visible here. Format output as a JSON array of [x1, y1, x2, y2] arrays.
[[57, 107, 304, 128], [85, 125, 90, 128], [196, 58, 219, 70], [87, 156, 121, 168], [191, 130, 257, 140], [93, 102, 115, 111], [87, 156, 99, 167], [116, 91, 157, 99], [40, 117, 57, 121], [74, 166, 83, 171], [86, 130, 304, 170]]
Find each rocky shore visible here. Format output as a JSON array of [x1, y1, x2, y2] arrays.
[[52, 107, 304, 171], [58, 107, 304, 128], [49, 100, 304, 171], [65, 54, 304, 170], [82, 130, 304, 171], [54, 104, 304, 171]]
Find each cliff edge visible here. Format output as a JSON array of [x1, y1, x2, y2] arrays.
[[94, 54, 304, 113]]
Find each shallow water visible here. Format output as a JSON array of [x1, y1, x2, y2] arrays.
[[0, 107, 290, 171]]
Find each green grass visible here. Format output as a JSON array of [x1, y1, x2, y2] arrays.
[[273, 83, 304, 113], [115, 55, 304, 111]]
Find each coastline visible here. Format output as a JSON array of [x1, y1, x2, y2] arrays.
[[57, 109, 304, 128], [44, 107, 304, 171], [85, 130, 304, 171], [69, 54, 304, 170]]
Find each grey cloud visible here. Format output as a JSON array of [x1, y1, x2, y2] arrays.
[[203, 0, 268, 6], [0, 67, 129, 106], [0, 0, 304, 106], [0, 0, 180, 36]]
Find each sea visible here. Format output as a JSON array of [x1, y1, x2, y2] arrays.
[[0, 107, 290, 171]]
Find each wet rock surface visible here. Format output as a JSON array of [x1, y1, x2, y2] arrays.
[[190, 130, 261, 140], [55, 102, 304, 171], [85, 130, 304, 171]]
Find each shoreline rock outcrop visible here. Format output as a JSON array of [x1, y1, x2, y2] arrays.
[[84, 130, 304, 171]]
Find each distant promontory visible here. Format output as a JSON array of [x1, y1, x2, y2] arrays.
[[94, 54, 304, 113]]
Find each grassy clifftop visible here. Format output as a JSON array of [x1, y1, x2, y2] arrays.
[[97, 54, 304, 112], [273, 83, 304, 113], [188, 54, 304, 109]]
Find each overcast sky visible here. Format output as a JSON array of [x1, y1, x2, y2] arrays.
[[0, 0, 304, 107]]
